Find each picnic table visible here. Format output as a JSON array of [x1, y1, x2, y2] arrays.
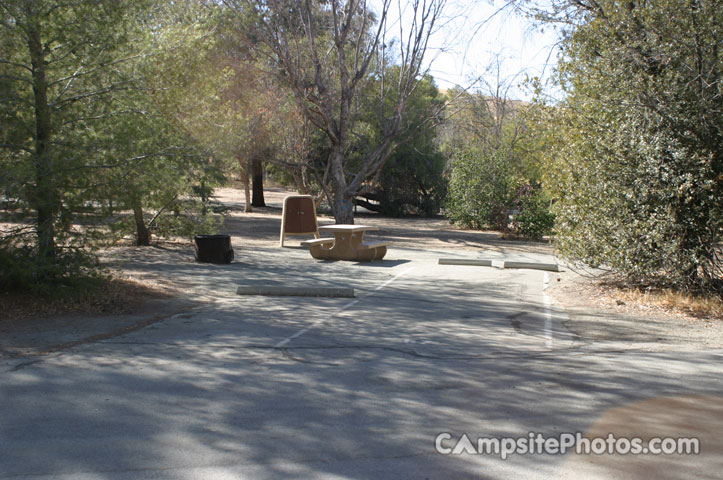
[[301, 224, 390, 261]]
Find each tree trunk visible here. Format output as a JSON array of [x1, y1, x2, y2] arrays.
[[198, 179, 209, 216], [239, 158, 252, 212], [27, 16, 57, 262], [291, 170, 307, 195], [301, 166, 311, 195], [329, 147, 354, 224], [251, 158, 265, 207], [131, 196, 151, 246], [333, 195, 354, 224]]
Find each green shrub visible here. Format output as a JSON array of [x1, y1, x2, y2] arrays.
[[0, 236, 104, 295], [542, 0, 723, 293], [359, 149, 447, 217], [445, 147, 520, 230], [513, 187, 555, 240], [151, 210, 225, 239]]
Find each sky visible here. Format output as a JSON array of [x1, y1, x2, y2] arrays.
[[388, 0, 562, 100]]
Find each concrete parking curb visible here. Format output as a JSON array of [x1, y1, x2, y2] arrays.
[[236, 285, 355, 297], [438, 258, 561, 272], [503, 261, 560, 272], [438, 258, 493, 267]]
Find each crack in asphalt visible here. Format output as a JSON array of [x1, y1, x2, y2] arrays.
[[7, 359, 43, 372]]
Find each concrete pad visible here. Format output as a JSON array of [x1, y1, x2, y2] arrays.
[[236, 285, 355, 297]]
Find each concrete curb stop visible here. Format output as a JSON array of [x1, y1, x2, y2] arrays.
[[236, 285, 355, 297], [438, 258, 493, 267], [503, 261, 560, 272]]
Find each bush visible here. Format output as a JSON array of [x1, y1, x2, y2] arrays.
[[0, 235, 105, 295], [543, 0, 723, 293], [151, 209, 225, 239], [358, 149, 447, 217], [445, 147, 520, 230], [513, 187, 555, 240], [106, 199, 226, 244]]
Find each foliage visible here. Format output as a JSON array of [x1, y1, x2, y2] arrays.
[[107, 198, 226, 242], [445, 147, 521, 230], [0, 0, 228, 289], [442, 85, 554, 237], [228, 0, 445, 223], [355, 73, 447, 217], [512, 185, 556, 240], [540, 0, 723, 292], [366, 143, 447, 217], [0, 234, 103, 294], [152, 208, 225, 239], [0, 0, 155, 261]]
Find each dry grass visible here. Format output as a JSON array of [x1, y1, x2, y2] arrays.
[[0, 274, 175, 323], [612, 287, 723, 320]]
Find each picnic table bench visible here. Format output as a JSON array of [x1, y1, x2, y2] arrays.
[[301, 224, 390, 261]]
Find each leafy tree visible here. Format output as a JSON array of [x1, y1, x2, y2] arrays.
[[226, 0, 446, 223], [153, 3, 283, 215], [442, 80, 554, 237], [538, 0, 722, 292], [354, 72, 447, 216], [0, 0, 226, 290], [269, 109, 331, 204], [0, 0, 157, 280]]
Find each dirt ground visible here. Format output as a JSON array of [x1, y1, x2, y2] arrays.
[[213, 184, 554, 254], [1, 184, 721, 357]]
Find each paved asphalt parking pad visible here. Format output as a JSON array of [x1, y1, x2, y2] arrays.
[[1, 246, 722, 479]]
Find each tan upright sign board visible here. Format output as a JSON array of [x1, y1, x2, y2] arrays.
[[279, 195, 320, 247]]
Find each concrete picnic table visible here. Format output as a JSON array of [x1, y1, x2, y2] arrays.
[[301, 224, 390, 261]]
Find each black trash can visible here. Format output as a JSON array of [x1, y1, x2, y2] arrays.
[[194, 234, 234, 264]]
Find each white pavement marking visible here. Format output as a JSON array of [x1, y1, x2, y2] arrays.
[[367, 267, 415, 294], [273, 267, 415, 348], [542, 272, 553, 348]]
